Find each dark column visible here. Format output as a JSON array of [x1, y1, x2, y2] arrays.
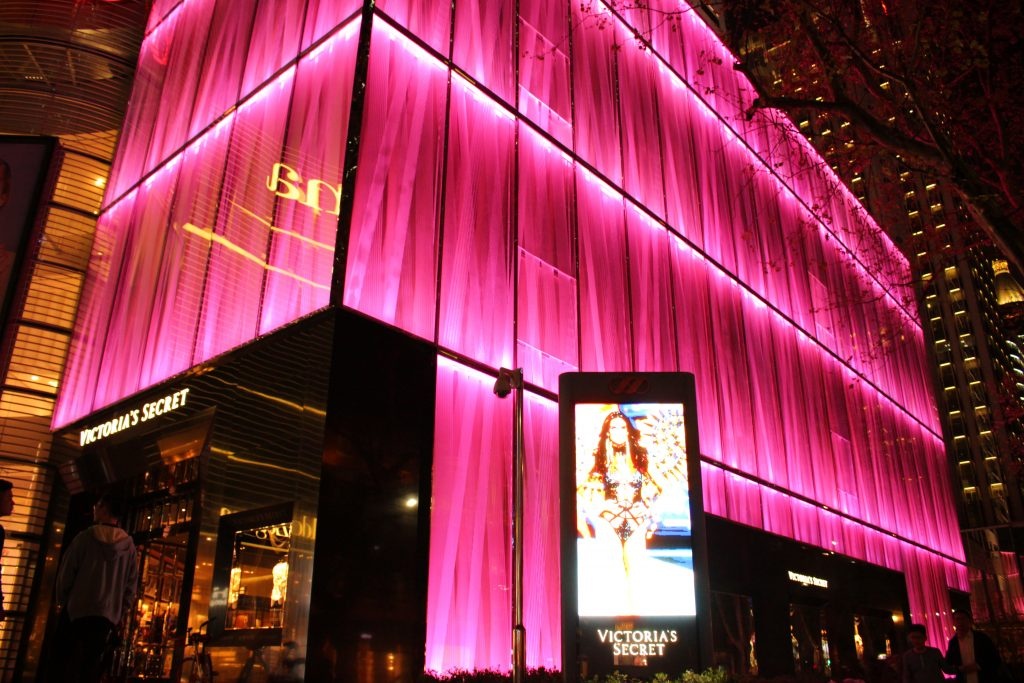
[[305, 310, 436, 682]]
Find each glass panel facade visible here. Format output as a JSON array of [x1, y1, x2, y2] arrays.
[[338, 5, 963, 671], [55, 0, 968, 676], [54, 18, 360, 425]]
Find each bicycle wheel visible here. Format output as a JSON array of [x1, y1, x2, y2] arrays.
[[200, 651, 216, 682]]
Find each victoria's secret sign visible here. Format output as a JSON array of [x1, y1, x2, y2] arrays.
[[597, 629, 679, 657], [79, 388, 191, 446]]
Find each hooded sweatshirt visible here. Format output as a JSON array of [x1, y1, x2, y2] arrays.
[[57, 524, 138, 625]]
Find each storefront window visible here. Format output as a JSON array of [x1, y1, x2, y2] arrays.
[[226, 523, 290, 630], [209, 503, 293, 647], [790, 603, 832, 677], [710, 592, 757, 676], [854, 611, 897, 666]]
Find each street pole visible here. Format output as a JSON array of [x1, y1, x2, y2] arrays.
[[494, 367, 526, 683]]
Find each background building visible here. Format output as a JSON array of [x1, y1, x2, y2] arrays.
[[0, 1, 145, 679], [11, 0, 970, 680], [906, 188, 1024, 658], [712, 0, 1024, 666]]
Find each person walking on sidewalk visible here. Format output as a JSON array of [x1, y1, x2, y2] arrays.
[[55, 493, 138, 683], [0, 479, 14, 621], [944, 610, 1003, 683], [902, 623, 944, 683]]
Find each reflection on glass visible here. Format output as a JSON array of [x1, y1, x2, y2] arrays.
[[789, 604, 831, 677], [226, 523, 290, 630], [710, 592, 757, 676]]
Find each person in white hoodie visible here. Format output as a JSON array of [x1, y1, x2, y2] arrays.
[[55, 493, 138, 683]]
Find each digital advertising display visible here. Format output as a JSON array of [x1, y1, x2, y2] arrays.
[[0, 137, 53, 327], [560, 373, 709, 680]]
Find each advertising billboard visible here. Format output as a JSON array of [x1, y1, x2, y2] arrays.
[[561, 373, 709, 679], [0, 137, 53, 326]]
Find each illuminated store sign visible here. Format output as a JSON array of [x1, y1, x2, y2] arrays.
[[79, 388, 191, 446], [561, 373, 710, 680], [788, 571, 829, 588], [597, 629, 679, 657]]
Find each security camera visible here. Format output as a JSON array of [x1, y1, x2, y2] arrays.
[[493, 373, 513, 398], [493, 368, 521, 398]]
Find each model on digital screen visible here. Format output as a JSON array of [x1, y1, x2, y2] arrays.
[[576, 405, 695, 616], [577, 412, 659, 570]]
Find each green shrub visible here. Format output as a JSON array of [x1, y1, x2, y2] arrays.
[[584, 667, 730, 683], [418, 666, 731, 683]]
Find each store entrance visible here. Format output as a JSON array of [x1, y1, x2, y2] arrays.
[[789, 602, 833, 678], [110, 455, 200, 681], [53, 411, 212, 682]]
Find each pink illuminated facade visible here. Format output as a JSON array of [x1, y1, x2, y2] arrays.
[[50, 0, 966, 678]]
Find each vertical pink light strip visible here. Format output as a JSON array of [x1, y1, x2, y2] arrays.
[[343, 22, 447, 342], [436, 74, 516, 371], [658, 69, 705, 249], [261, 25, 358, 334], [576, 168, 632, 371], [193, 70, 294, 362], [516, 129, 578, 393], [618, 45, 666, 218], [105, 8, 178, 203], [452, 0, 515, 103], [625, 209, 677, 372], [55, 197, 136, 423], [571, 4, 623, 186], [426, 358, 513, 673], [424, 359, 564, 674], [517, 1, 572, 147], [141, 0, 215, 173], [92, 165, 181, 404], [186, 0, 254, 141], [522, 393, 563, 670], [139, 128, 231, 387]]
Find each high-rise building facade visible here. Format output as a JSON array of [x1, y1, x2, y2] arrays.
[[906, 193, 1024, 656], [38, 1, 965, 680]]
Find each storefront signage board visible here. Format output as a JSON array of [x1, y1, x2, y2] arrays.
[[788, 570, 829, 588], [79, 388, 191, 446]]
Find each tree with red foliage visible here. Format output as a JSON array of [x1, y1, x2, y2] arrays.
[[714, 0, 1024, 270]]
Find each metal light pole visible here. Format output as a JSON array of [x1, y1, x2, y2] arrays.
[[494, 367, 526, 683]]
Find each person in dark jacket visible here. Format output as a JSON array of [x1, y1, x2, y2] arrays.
[[943, 609, 1002, 683], [0, 479, 13, 621], [902, 623, 944, 683], [55, 493, 138, 683]]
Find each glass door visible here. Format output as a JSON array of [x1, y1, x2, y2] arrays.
[[789, 602, 832, 677], [109, 457, 200, 681]]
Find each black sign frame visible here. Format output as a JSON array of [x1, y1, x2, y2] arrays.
[[559, 372, 711, 681]]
